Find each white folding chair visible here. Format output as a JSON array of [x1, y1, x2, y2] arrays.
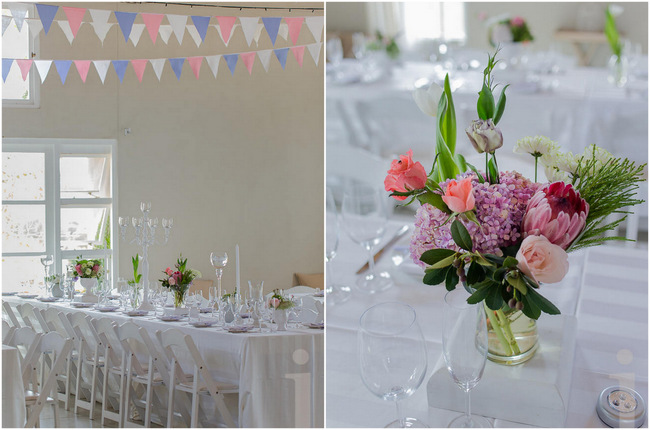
[[2, 300, 22, 327], [157, 328, 239, 428], [285, 286, 319, 295], [8, 327, 43, 409], [16, 303, 47, 333], [2, 319, 16, 344], [24, 332, 73, 428]]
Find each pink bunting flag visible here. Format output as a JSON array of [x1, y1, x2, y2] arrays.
[[73, 60, 91, 82], [240, 52, 255, 75], [131, 59, 148, 82], [16, 59, 33, 81], [291, 46, 305, 67], [188, 56, 203, 80], [215, 16, 237, 44], [141, 13, 164, 44], [284, 17, 304, 45], [62, 7, 86, 38]]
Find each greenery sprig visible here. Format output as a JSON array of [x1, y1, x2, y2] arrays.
[[605, 6, 622, 59]]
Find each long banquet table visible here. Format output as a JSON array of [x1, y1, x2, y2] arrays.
[[3, 297, 324, 428], [326, 221, 648, 427]]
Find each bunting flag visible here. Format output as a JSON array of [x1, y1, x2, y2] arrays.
[[239, 17, 259, 46], [223, 53, 238, 75], [240, 52, 255, 75], [27, 19, 43, 39], [278, 22, 289, 42], [307, 42, 322, 66], [190, 15, 210, 43], [54, 60, 72, 84], [16, 59, 33, 80], [73, 60, 90, 82], [215, 16, 236, 45], [262, 17, 282, 46], [167, 14, 187, 44], [114, 11, 137, 42], [257, 49, 272, 72], [274, 48, 289, 70], [205, 54, 221, 78], [187, 25, 203, 48], [90, 22, 113, 44], [2, 16, 12, 36], [61, 7, 86, 38], [89, 9, 111, 24], [305, 16, 324, 42], [112, 60, 129, 83], [158, 25, 173, 44], [131, 59, 148, 82], [35, 3, 59, 34], [34, 60, 52, 83], [142, 13, 164, 44], [93, 60, 110, 83], [150, 58, 165, 81], [9, 4, 28, 32], [57, 21, 74, 44], [188, 56, 202, 79], [284, 17, 304, 45], [169, 57, 184, 80], [129, 24, 146, 46], [291, 46, 305, 67], [3, 59, 14, 82]]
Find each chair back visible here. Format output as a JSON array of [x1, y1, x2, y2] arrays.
[[67, 313, 102, 361], [9, 326, 42, 387], [115, 321, 151, 378], [2, 301, 21, 327], [39, 308, 68, 336], [17, 303, 47, 333], [92, 317, 123, 368], [285, 285, 319, 295], [2, 319, 16, 344]]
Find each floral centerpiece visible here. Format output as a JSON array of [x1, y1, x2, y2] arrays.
[[387, 50, 645, 365], [128, 255, 142, 308], [482, 13, 534, 46], [72, 257, 103, 295], [366, 30, 400, 60], [268, 290, 295, 331], [159, 255, 198, 308]]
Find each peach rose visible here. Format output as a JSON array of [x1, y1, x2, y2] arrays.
[[516, 235, 569, 284], [384, 150, 428, 200], [441, 178, 475, 213], [168, 277, 176, 286], [270, 298, 281, 309]]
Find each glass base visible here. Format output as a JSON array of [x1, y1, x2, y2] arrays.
[[356, 270, 393, 294], [386, 417, 428, 428], [448, 414, 492, 428], [326, 284, 351, 306]]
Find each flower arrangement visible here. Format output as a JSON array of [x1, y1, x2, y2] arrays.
[[482, 13, 534, 46], [366, 30, 400, 60], [267, 290, 295, 310], [72, 257, 103, 278], [387, 49, 645, 361], [159, 255, 199, 307]]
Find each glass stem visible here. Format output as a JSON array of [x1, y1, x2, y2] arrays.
[[396, 399, 406, 428], [366, 245, 375, 277], [465, 388, 471, 425], [326, 259, 335, 288]]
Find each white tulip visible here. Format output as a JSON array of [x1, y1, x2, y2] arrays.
[[608, 4, 624, 17], [413, 82, 443, 117]]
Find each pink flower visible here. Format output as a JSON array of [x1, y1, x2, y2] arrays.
[[522, 181, 589, 249], [516, 235, 569, 284], [384, 150, 428, 200], [168, 277, 176, 286], [165, 267, 174, 276], [75, 264, 82, 275], [172, 271, 183, 284], [441, 177, 475, 213], [270, 298, 280, 309], [510, 16, 525, 27], [92, 264, 99, 272]]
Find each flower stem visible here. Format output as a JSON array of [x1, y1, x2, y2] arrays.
[[534, 156, 538, 183], [484, 303, 513, 356], [496, 309, 521, 355]]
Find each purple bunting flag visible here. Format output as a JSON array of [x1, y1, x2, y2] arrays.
[[190, 16, 210, 43], [223, 54, 238, 75], [114, 11, 137, 42], [112, 60, 129, 83], [168, 58, 185, 80], [274, 48, 289, 70], [35, 3, 59, 34], [54, 60, 72, 84], [262, 17, 282, 46]]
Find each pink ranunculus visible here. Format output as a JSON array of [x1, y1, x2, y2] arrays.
[[441, 177, 475, 213], [172, 271, 183, 284], [522, 181, 589, 250], [384, 150, 428, 201], [510, 16, 525, 27], [92, 264, 99, 272], [165, 267, 174, 276], [168, 277, 176, 286], [516, 235, 569, 284], [270, 298, 280, 309], [75, 264, 82, 275]]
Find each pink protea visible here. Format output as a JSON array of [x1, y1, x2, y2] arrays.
[[522, 181, 589, 250]]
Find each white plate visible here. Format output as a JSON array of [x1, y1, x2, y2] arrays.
[[71, 302, 95, 308], [125, 310, 149, 317], [95, 305, 119, 312], [228, 326, 251, 333], [17, 294, 38, 299], [199, 307, 213, 313], [159, 315, 183, 322], [306, 323, 324, 329], [191, 320, 217, 328], [37, 297, 59, 302]]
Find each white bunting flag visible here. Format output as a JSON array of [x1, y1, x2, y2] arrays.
[[205, 54, 221, 78], [57, 21, 75, 44], [26, 19, 43, 39], [307, 42, 322, 66], [129, 23, 145, 46], [2, 16, 11, 35], [149, 58, 165, 81], [278, 22, 289, 41], [186, 25, 202, 48], [9, 4, 28, 32], [239, 17, 259, 47], [89, 9, 111, 24], [90, 22, 113, 44], [167, 14, 187, 45], [215, 23, 236, 47], [257, 49, 272, 72], [253, 23, 263, 45], [158, 25, 172, 44], [93, 60, 110, 84], [34, 60, 52, 83], [305, 16, 323, 42]]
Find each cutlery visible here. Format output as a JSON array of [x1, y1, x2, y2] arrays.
[[356, 225, 409, 274]]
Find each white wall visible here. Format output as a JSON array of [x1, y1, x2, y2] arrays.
[[3, 2, 324, 293]]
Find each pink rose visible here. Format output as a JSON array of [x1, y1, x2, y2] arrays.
[[516, 235, 569, 284], [510, 16, 525, 27], [75, 264, 82, 275], [384, 150, 428, 200], [168, 277, 176, 286], [270, 298, 280, 309], [92, 264, 99, 272], [441, 178, 475, 213], [165, 267, 174, 276]]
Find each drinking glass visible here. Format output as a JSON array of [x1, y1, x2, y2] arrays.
[[352, 32, 367, 60], [327, 37, 343, 67], [326, 187, 351, 305], [442, 289, 490, 428], [341, 184, 393, 293], [359, 302, 428, 428], [210, 252, 228, 305], [40, 255, 54, 297]]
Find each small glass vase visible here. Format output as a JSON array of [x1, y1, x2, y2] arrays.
[[607, 54, 629, 88], [485, 305, 539, 366], [274, 308, 288, 331], [173, 289, 187, 308]]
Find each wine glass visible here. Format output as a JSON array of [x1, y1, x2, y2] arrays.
[[359, 302, 428, 428], [352, 32, 367, 60], [210, 252, 228, 305], [326, 187, 351, 305], [40, 255, 53, 297], [341, 183, 393, 294], [327, 37, 343, 67], [442, 289, 490, 428]]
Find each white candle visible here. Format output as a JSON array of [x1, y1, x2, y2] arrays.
[[235, 244, 240, 297]]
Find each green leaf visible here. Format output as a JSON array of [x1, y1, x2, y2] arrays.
[[466, 261, 485, 285], [492, 267, 507, 282], [466, 162, 485, 183], [474, 253, 493, 266], [435, 94, 461, 181], [484, 254, 505, 266], [502, 256, 518, 268], [477, 82, 495, 120], [520, 293, 541, 319], [420, 248, 456, 266], [485, 284, 505, 310], [488, 156, 499, 184], [423, 267, 450, 286], [445, 266, 460, 291], [463, 210, 481, 228], [467, 283, 492, 304], [431, 254, 457, 269], [605, 8, 621, 57], [454, 154, 468, 174], [450, 219, 473, 251], [425, 178, 442, 193], [500, 245, 520, 258], [441, 75, 457, 154], [493, 84, 510, 125], [417, 191, 450, 213], [526, 288, 561, 315], [523, 275, 539, 289], [505, 272, 527, 295]]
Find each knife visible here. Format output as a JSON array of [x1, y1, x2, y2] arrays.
[[356, 225, 410, 274]]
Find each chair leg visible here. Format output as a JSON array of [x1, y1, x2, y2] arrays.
[[74, 359, 83, 415], [89, 363, 98, 420], [52, 402, 59, 428], [101, 368, 110, 426], [144, 383, 153, 428], [166, 386, 174, 428], [64, 358, 71, 411], [191, 393, 199, 428]]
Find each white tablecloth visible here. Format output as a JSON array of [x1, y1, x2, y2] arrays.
[[4, 298, 324, 427], [3, 345, 26, 428], [326, 221, 648, 427]]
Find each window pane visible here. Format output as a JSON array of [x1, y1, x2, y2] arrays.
[[2, 8, 31, 101], [2, 256, 46, 293], [60, 207, 110, 250], [60, 156, 111, 198], [2, 152, 45, 200], [2, 204, 45, 252]]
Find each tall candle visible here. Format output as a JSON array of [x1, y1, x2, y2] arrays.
[[235, 244, 240, 297]]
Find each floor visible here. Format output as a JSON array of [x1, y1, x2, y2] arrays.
[[36, 399, 164, 428]]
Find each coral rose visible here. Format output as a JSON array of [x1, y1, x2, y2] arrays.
[[441, 177, 475, 213], [516, 235, 569, 284], [384, 150, 428, 200]]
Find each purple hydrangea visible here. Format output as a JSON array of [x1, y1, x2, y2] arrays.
[[410, 171, 540, 267]]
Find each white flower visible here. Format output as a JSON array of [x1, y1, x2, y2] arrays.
[[608, 4, 624, 17], [551, 151, 580, 176], [85, 268, 91, 275], [413, 82, 443, 117], [582, 144, 613, 167], [544, 164, 570, 183], [514, 136, 560, 158]]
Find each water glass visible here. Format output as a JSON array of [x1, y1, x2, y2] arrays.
[[326, 187, 351, 305]]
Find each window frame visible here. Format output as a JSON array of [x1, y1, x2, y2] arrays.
[[2, 138, 118, 287]]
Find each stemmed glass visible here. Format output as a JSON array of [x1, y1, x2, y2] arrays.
[[210, 252, 228, 307], [326, 188, 351, 305], [40, 255, 54, 297], [359, 302, 428, 428], [341, 184, 393, 294], [442, 289, 490, 428]]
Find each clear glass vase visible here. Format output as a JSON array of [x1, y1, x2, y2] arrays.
[[607, 54, 629, 88], [485, 305, 539, 366], [173, 289, 187, 308]]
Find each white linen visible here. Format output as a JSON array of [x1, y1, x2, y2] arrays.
[[2, 345, 26, 428], [326, 221, 648, 427]]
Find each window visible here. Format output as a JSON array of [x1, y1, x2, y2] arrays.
[[2, 139, 117, 293], [402, 2, 466, 45], [2, 4, 40, 108]]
